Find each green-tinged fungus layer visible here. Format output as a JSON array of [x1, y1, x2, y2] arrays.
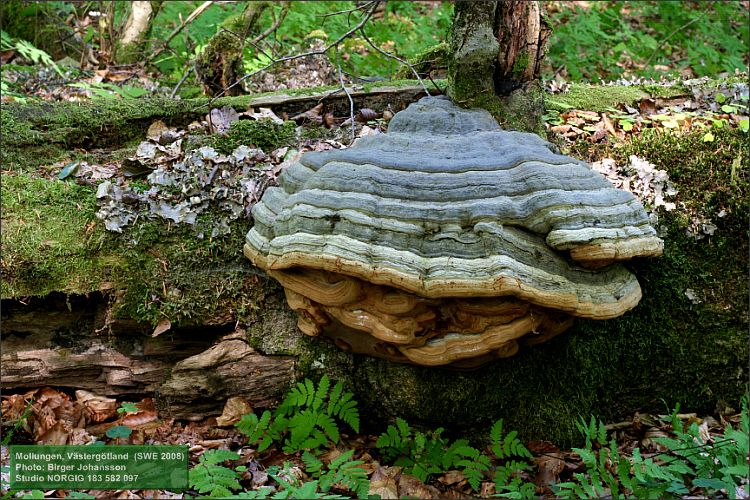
[[244, 96, 662, 366]]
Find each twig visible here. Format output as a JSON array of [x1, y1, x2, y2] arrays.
[[427, 72, 445, 95], [206, 2, 378, 106], [358, 27, 430, 96], [147, 1, 213, 63], [643, 2, 713, 70], [319, 1, 377, 19], [248, 2, 290, 47], [335, 45, 356, 144], [170, 66, 192, 98]]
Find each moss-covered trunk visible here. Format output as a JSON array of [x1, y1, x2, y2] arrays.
[[448, 0, 550, 133]]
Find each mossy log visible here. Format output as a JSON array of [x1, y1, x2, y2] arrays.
[[1, 81, 747, 446]]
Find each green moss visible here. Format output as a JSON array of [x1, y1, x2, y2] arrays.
[[205, 120, 297, 154], [1, 173, 266, 328], [300, 125, 336, 141], [512, 52, 530, 77], [1, 174, 117, 297], [1, 99, 208, 170], [394, 43, 450, 79], [547, 84, 648, 111], [1, 79, 446, 170], [546, 83, 689, 112]]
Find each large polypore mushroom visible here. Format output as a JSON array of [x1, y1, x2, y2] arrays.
[[244, 96, 662, 368]]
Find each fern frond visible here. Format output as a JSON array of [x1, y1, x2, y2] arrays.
[[313, 375, 330, 412], [317, 413, 340, 444], [327, 381, 343, 414], [201, 449, 241, 464], [490, 419, 505, 457], [189, 451, 242, 497], [461, 454, 491, 491], [237, 411, 273, 448], [396, 417, 411, 440], [301, 428, 330, 451], [302, 450, 324, 476]]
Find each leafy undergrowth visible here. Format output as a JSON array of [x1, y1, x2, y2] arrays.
[[544, 1, 748, 81], [2, 380, 748, 499]]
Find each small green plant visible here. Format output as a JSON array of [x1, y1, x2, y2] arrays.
[[301, 449, 370, 498], [0, 30, 63, 75], [489, 419, 537, 499], [1, 396, 34, 446], [237, 376, 360, 455], [117, 402, 139, 414], [375, 418, 492, 491], [264, 466, 350, 499], [554, 397, 750, 499], [67, 82, 150, 99], [188, 449, 244, 498], [105, 402, 140, 439]]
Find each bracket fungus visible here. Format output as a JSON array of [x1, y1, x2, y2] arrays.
[[244, 96, 662, 368]]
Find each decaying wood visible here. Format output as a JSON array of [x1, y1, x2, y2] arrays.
[[494, 0, 550, 93], [2, 342, 170, 395], [1, 294, 293, 420], [239, 83, 439, 118], [158, 333, 295, 420]]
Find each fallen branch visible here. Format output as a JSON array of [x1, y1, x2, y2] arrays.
[[147, 1, 214, 63], [248, 2, 290, 47], [206, 1, 379, 105], [335, 45, 356, 143], [359, 26, 430, 96]]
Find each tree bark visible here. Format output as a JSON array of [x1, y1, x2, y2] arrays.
[[448, 0, 550, 132], [195, 2, 272, 97], [115, 1, 162, 64]]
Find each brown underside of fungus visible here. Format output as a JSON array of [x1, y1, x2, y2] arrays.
[[244, 96, 663, 368]]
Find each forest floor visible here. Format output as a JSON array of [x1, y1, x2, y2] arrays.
[[2, 61, 748, 499]]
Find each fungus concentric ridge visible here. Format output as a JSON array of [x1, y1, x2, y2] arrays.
[[244, 96, 663, 367]]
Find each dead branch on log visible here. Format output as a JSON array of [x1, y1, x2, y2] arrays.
[[206, 1, 379, 105], [147, 1, 214, 63], [335, 45, 356, 143], [249, 2, 290, 47], [359, 26, 430, 95]]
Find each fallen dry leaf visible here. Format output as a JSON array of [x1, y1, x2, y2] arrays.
[[399, 473, 440, 499], [152, 318, 171, 337], [248, 107, 284, 124], [291, 102, 324, 124], [439, 470, 465, 486], [216, 396, 253, 427], [369, 465, 400, 499], [122, 398, 158, 427], [208, 106, 240, 134], [76, 390, 117, 423], [38, 421, 69, 445], [639, 98, 657, 115], [147, 120, 169, 141]]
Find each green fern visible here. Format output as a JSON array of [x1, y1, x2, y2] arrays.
[[575, 415, 607, 449], [376, 419, 492, 490], [494, 468, 536, 499], [555, 398, 750, 499], [188, 449, 243, 497], [268, 464, 352, 499], [490, 419, 532, 460], [237, 376, 359, 455]]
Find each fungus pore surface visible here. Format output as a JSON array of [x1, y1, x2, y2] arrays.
[[244, 96, 662, 368]]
